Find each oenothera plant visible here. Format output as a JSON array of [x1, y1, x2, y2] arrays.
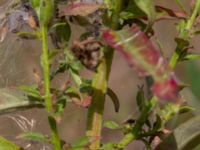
[[1, 0, 200, 149]]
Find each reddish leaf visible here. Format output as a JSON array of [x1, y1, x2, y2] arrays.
[[152, 77, 178, 101], [59, 2, 101, 17], [102, 26, 179, 102], [156, 6, 187, 19]]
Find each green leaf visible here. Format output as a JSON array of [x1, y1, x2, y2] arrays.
[[19, 86, 42, 101], [159, 103, 180, 123], [70, 61, 83, 73], [31, 0, 40, 9], [55, 22, 71, 46], [17, 32, 39, 39], [100, 143, 115, 150], [0, 136, 21, 150], [186, 62, 200, 100], [79, 84, 93, 94], [136, 87, 146, 111], [120, 10, 144, 20], [103, 121, 120, 130], [156, 115, 200, 150], [178, 106, 194, 114], [51, 61, 67, 79], [49, 50, 60, 60], [71, 136, 90, 148], [153, 114, 162, 131], [145, 119, 151, 128], [55, 97, 67, 116], [107, 88, 120, 112], [18, 132, 49, 143], [103, 0, 113, 9], [65, 49, 76, 62], [65, 87, 81, 100], [69, 68, 82, 86], [134, 0, 156, 23], [0, 88, 43, 114], [183, 54, 200, 61], [125, 0, 146, 16], [119, 1, 146, 21]]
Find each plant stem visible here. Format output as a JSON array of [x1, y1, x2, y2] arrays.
[[48, 116, 62, 150], [169, 0, 200, 68], [117, 2, 200, 148], [117, 133, 136, 150], [86, 49, 113, 149], [41, 20, 61, 150], [41, 26, 52, 113], [86, 1, 123, 149], [116, 97, 157, 149]]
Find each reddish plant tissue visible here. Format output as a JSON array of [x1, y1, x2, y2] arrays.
[[102, 26, 179, 102], [59, 2, 100, 17]]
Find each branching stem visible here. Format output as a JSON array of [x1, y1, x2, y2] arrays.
[[169, 0, 200, 68], [86, 0, 123, 149]]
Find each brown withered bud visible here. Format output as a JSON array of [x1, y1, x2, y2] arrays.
[[71, 38, 103, 71]]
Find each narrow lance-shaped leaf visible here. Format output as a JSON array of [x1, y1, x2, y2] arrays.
[[155, 6, 187, 20], [0, 136, 21, 150], [136, 86, 146, 111], [102, 26, 179, 102], [71, 136, 90, 149], [103, 121, 120, 130], [134, 0, 156, 23], [0, 88, 43, 114], [18, 132, 49, 143], [107, 88, 120, 112], [59, 2, 101, 17]]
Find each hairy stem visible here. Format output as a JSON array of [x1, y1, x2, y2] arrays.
[[41, 25, 61, 150], [41, 26, 52, 113], [40, 0, 61, 149], [169, 0, 200, 68], [86, 1, 123, 149]]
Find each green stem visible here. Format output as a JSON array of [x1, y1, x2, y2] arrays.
[[86, 49, 113, 149], [169, 0, 200, 68], [117, 1, 200, 148], [185, 0, 200, 31], [41, 25, 61, 150], [116, 97, 157, 149], [86, 1, 123, 149], [48, 116, 62, 150], [41, 26, 52, 113], [117, 133, 136, 150]]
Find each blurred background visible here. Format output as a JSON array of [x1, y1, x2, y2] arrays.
[[1, 0, 200, 149]]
